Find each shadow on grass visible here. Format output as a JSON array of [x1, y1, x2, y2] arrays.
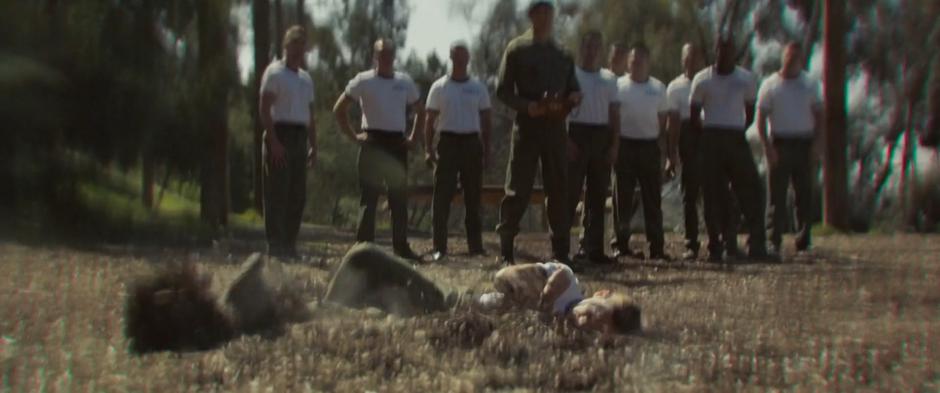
[[594, 276, 708, 289]]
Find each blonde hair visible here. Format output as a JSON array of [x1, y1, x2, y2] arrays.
[[283, 25, 306, 48], [493, 264, 547, 307]]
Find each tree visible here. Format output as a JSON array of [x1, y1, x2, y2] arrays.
[[296, 0, 306, 27], [196, 0, 236, 227], [822, 0, 849, 230], [252, 0, 271, 214], [274, 0, 284, 56]]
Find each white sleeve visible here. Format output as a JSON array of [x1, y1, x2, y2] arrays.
[[608, 79, 620, 103], [666, 83, 679, 112], [426, 82, 442, 111], [259, 65, 278, 96], [479, 83, 492, 110], [744, 72, 758, 102], [657, 83, 669, 113], [756, 78, 773, 113], [307, 73, 315, 105], [407, 78, 420, 105], [811, 78, 823, 110], [344, 74, 362, 99], [690, 75, 705, 106]]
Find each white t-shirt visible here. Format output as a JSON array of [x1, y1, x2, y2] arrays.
[[617, 75, 668, 139], [666, 74, 693, 120], [690, 66, 758, 130], [259, 60, 315, 126], [757, 72, 822, 138], [537, 262, 583, 316], [568, 67, 619, 125], [425, 76, 491, 133], [344, 70, 420, 133], [601, 68, 623, 79]]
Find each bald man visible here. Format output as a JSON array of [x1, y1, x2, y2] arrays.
[[612, 42, 671, 261], [424, 41, 492, 261], [567, 31, 620, 265], [666, 43, 705, 260], [756, 42, 822, 254], [334, 39, 424, 261]]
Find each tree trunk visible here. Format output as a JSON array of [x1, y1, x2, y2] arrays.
[[197, 0, 231, 228], [801, 0, 821, 70], [899, 100, 915, 227], [155, 166, 171, 210], [822, 0, 849, 230], [252, 0, 271, 215], [296, 0, 306, 27], [142, 156, 154, 209], [273, 0, 283, 58]]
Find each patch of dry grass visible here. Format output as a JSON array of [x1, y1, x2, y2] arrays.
[[1, 234, 938, 392]]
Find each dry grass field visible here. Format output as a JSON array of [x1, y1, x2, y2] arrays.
[[1, 232, 938, 392]]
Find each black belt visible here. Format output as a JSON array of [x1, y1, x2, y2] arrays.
[[773, 135, 814, 144], [619, 137, 658, 144], [275, 122, 307, 130], [703, 126, 745, 134], [439, 131, 480, 138], [365, 129, 406, 138], [569, 122, 608, 130]]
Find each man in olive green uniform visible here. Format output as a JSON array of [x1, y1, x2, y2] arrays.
[[495, 0, 581, 265]]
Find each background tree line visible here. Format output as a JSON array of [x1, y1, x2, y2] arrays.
[[1, 0, 937, 243]]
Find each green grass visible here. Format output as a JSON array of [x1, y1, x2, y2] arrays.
[[1, 234, 938, 392], [8, 156, 264, 246]]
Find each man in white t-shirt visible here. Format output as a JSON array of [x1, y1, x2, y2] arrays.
[[602, 41, 638, 256], [666, 43, 705, 260], [690, 36, 770, 262], [423, 41, 492, 261], [756, 42, 822, 254], [258, 26, 317, 259], [333, 38, 424, 261], [566, 31, 620, 265], [612, 43, 671, 260]]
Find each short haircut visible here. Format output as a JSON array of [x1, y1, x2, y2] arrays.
[[608, 294, 642, 334], [784, 41, 803, 53], [681, 42, 696, 60], [581, 30, 602, 44], [631, 42, 650, 57], [373, 38, 397, 53], [450, 40, 470, 51], [283, 25, 306, 48]]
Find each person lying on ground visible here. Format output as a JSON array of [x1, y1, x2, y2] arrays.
[[478, 262, 642, 336], [124, 244, 638, 353], [124, 253, 309, 353], [125, 243, 451, 353]]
